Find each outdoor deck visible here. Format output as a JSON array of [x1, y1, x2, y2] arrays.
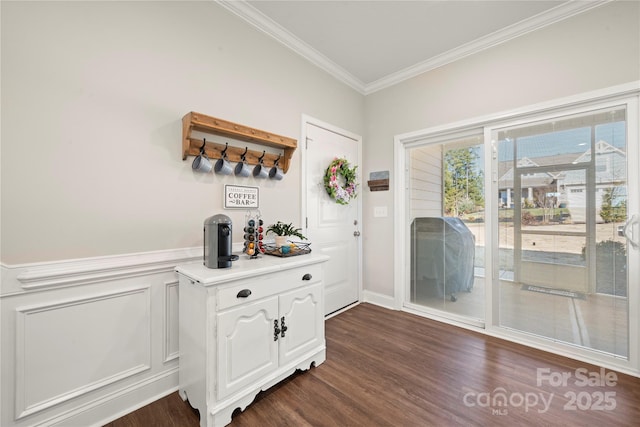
[[412, 272, 628, 358]]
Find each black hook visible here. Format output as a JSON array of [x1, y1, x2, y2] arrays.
[[221, 142, 229, 158], [240, 147, 248, 161], [274, 153, 281, 166], [258, 151, 266, 163], [200, 138, 207, 153]]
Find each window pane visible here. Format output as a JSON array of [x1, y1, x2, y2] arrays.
[[496, 105, 628, 357]]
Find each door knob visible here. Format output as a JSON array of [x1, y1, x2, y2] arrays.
[[354, 230, 361, 237]]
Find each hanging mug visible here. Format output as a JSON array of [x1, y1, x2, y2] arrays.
[[214, 157, 233, 175], [214, 143, 233, 175], [192, 140, 212, 173], [235, 148, 251, 177], [269, 166, 284, 180], [269, 154, 284, 180], [253, 164, 268, 179], [253, 151, 268, 179]]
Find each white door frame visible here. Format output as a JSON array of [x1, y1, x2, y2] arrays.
[[300, 114, 363, 312], [393, 81, 640, 377]]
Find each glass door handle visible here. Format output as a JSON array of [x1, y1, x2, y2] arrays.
[[623, 214, 640, 250]]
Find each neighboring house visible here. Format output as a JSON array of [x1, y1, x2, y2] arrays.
[[498, 140, 627, 223], [563, 140, 627, 223], [498, 153, 575, 209]]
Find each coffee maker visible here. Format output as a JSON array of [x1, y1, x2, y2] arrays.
[[204, 214, 238, 269]]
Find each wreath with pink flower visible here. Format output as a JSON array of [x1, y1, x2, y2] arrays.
[[324, 157, 358, 205]]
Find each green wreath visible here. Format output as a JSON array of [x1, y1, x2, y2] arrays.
[[324, 157, 358, 205]]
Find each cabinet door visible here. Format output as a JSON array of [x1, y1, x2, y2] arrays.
[[278, 282, 324, 366], [217, 296, 278, 399]]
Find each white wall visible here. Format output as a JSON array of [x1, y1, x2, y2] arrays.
[[0, 0, 364, 265], [362, 1, 640, 297]]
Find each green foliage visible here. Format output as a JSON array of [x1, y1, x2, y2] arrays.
[[266, 221, 307, 240], [581, 239, 627, 259], [324, 158, 357, 205], [599, 187, 626, 223], [444, 147, 484, 216]]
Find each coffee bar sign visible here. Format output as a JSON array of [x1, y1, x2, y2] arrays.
[[225, 185, 259, 209]]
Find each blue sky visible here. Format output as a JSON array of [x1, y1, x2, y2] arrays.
[[498, 121, 626, 161]]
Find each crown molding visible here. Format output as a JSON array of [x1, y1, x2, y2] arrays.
[[365, 0, 610, 94], [217, 0, 610, 96], [217, 0, 367, 93]]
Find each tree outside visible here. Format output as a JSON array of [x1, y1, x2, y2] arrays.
[[532, 182, 558, 223], [600, 187, 627, 223], [444, 147, 484, 217]]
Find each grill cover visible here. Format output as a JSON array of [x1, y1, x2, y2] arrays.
[[411, 217, 475, 300]]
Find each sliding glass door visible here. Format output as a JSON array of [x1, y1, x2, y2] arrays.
[[400, 88, 639, 370], [407, 135, 485, 323], [493, 105, 632, 357]]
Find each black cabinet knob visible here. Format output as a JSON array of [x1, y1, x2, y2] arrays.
[[302, 273, 312, 281], [274, 319, 281, 341], [236, 289, 252, 298]]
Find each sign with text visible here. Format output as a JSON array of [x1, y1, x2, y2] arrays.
[[224, 185, 259, 209]]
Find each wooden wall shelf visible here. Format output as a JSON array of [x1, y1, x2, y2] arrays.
[[182, 112, 297, 173], [367, 179, 389, 192]]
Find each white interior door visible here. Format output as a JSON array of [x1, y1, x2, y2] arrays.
[[303, 117, 361, 315]]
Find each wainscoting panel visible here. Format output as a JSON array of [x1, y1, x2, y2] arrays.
[[0, 247, 201, 427], [15, 287, 151, 419], [164, 281, 180, 363]]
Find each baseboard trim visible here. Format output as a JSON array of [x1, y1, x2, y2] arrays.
[[44, 367, 179, 427], [362, 290, 395, 310]]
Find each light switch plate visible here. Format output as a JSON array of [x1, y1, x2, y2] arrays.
[[374, 206, 388, 218]]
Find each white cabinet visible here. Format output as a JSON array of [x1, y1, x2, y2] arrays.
[[216, 296, 279, 399], [176, 254, 328, 427], [278, 283, 324, 365]]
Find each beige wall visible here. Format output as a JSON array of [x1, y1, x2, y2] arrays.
[[362, 1, 640, 296], [0, 1, 364, 264]]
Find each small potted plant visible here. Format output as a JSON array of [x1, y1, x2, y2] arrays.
[[266, 221, 306, 248]]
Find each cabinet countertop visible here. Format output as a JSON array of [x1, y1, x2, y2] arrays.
[[175, 252, 329, 286]]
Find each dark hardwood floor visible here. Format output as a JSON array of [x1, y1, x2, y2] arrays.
[[105, 303, 640, 426]]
